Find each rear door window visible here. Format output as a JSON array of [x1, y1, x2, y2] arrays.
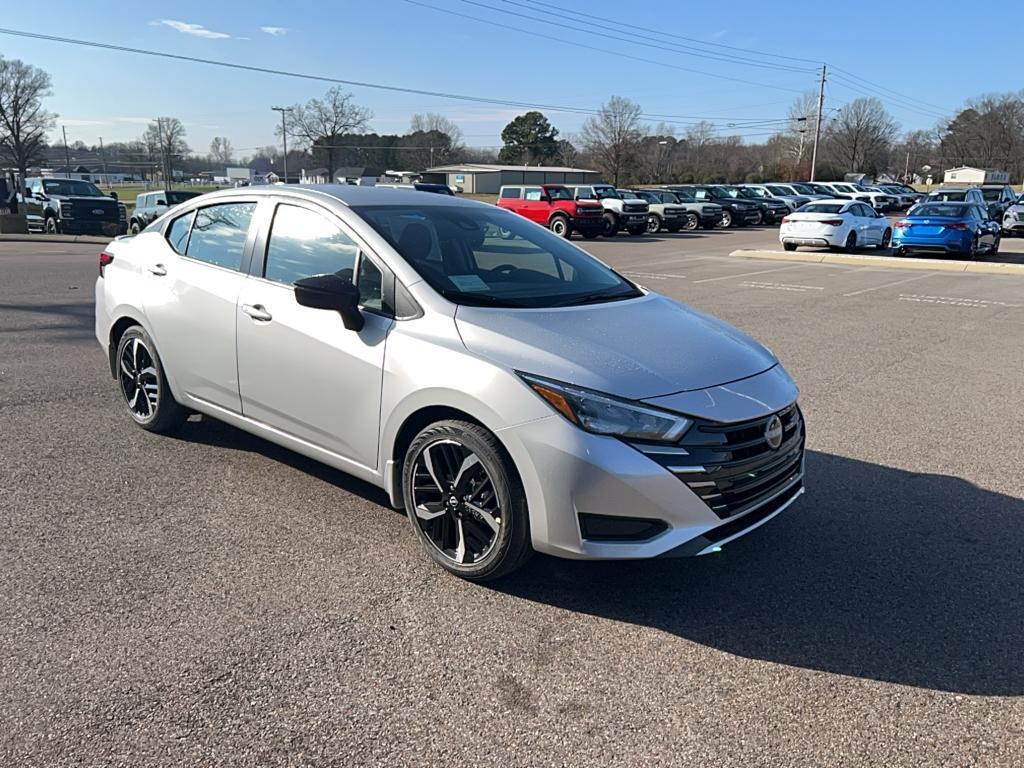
[[500, 188, 521, 200], [185, 202, 257, 271]]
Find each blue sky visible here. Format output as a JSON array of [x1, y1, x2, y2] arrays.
[[0, 1, 1013, 157]]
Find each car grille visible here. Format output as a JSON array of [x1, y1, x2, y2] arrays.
[[630, 404, 804, 520], [623, 203, 648, 213]]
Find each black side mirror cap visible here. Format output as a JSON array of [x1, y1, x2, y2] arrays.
[[293, 273, 364, 331], [109, 191, 118, 200]]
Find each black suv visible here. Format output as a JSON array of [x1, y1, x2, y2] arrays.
[[22, 177, 126, 236], [672, 184, 760, 228], [980, 185, 1017, 220], [734, 185, 789, 224], [130, 190, 201, 234]]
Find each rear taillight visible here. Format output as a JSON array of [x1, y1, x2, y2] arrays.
[[893, 221, 909, 228], [781, 216, 792, 223], [822, 219, 844, 226], [947, 223, 969, 230], [99, 251, 113, 277]]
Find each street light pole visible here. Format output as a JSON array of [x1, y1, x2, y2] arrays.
[[62, 125, 71, 178], [271, 106, 290, 183], [810, 64, 826, 182]]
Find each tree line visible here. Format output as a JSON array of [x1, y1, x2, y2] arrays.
[[2, 54, 1022, 187]]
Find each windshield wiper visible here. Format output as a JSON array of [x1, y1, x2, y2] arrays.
[[443, 290, 526, 308], [553, 288, 642, 307]]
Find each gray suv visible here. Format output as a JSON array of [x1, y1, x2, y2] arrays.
[[130, 190, 201, 234]]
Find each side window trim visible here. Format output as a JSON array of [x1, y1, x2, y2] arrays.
[[165, 209, 196, 255]]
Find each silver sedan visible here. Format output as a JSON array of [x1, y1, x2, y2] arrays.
[[95, 186, 805, 580]]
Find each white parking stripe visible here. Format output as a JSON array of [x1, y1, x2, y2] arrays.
[[691, 265, 807, 284], [740, 281, 825, 292], [842, 272, 940, 297]]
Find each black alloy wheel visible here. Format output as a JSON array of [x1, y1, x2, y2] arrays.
[[115, 326, 186, 433], [879, 228, 892, 249], [404, 420, 531, 581], [646, 214, 662, 234], [683, 213, 699, 231]]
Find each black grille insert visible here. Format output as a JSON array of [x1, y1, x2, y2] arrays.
[[631, 405, 804, 519]]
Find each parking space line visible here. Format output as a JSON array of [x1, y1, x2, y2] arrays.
[[623, 271, 686, 280], [842, 272, 940, 297], [740, 281, 825, 292], [691, 265, 807, 284]]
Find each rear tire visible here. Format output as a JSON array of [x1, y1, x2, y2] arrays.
[[402, 420, 532, 582], [989, 235, 1000, 255], [783, 242, 798, 252], [115, 326, 187, 434], [878, 228, 892, 250], [843, 231, 858, 253], [750, 210, 764, 226]]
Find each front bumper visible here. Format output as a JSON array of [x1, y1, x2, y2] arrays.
[[61, 219, 123, 237], [499, 365, 803, 560], [570, 215, 604, 232], [619, 212, 649, 227]]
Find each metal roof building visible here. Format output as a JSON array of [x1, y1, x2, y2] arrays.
[[421, 163, 602, 194]]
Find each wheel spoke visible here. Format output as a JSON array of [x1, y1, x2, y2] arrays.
[[139, 366, 157, 379], [128, 387, 140, 410], [131, 338, 140, 371], [465, 502, 500, 533], [414, 502, 447, 521], [453, 453, 480, 488], [422, 444, 447, 492], [120, 357, 133, 377], [454, 518, 466, 563]]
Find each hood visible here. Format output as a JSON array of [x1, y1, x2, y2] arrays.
[[455, 293, 777, 400]]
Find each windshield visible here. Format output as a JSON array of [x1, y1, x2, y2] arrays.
[[546, 186, 574, 201], [709, 187, 739, 199], [931, 191, 967, 202], [593, 186, 620, 200], [167, 191, 200, 204], [912, 203, 968, 217], [832, 184, 856, 193], [355, 205, 642, 309], [671, 190, 695, 202], [981, 188, 1002, 201], [799, 203, 845, 213], [767, 186, 791, 196], [789, 183, 815, 194], [41, 179, 105, 197], [618, 190, 640, 200], [739, 187, 766, 198]]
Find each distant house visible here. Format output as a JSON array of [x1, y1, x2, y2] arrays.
[[40, 165, 128, 184], [420, 163, 601, 194], [942, 166, 1009, 185], [299, 166, 383, 185]]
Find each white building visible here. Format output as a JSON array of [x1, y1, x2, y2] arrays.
[[942, 167, 1010, 185]]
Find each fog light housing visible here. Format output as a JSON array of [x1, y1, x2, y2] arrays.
[[578, 513, 668, 542]]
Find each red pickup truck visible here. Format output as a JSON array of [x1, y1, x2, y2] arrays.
[[496, 184, 604, 239]]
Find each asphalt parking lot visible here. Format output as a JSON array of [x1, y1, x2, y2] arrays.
[[2, 233, 1022, 766]]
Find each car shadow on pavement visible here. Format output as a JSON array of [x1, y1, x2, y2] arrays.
[[493, 450, 1024, 696], [0, 300, 95, 341]]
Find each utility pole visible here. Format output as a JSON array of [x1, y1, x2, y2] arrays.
[[271, 106, 290, 183], [904, 150, 911, 182], [62, 125, 71, 178], [809, 64, 826, 182], [99, 136, 109, 187], [155, 118, 170, 193]]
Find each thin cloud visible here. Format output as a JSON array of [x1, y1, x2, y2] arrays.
[[153, 19, 231, 39], [260, 26, 287, 36]]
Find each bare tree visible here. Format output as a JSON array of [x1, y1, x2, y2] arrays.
[[0, 57, 56, 183], [408, 113, 464, 148], [822, 97, 898, 175], [580, 96, 644, 185], [281, 87, 372, 181], [208, 136, 234, 166], [143, 117, 189, 186]]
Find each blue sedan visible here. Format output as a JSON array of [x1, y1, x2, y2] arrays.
[[892, 201, 1001, 258]]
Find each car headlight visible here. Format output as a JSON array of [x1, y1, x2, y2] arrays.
[[518, 373, 692, 442]]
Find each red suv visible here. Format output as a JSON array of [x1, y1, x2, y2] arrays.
[[497, 184, 604, 239]]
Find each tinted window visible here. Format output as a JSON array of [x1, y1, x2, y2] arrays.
[[931, 191, 967, 202], [800, 203, 844, 213], [42, 179, 104, 197], [357, 255, 384, 311], [355, 205, 640, 309], [264, 204, 358, 285], [166, 211, 193, 254], [574, 186, 595, 199], [185, 202, 256, 270], [500, 188, 521, 200], [912, 203, 968, 217]]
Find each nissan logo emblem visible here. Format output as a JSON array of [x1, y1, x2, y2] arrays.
[[764, 415, 784, 450]]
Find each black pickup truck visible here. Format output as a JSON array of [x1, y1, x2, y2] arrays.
[[21, 177, 127, 236]]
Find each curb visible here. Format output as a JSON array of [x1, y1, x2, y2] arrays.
[[728, 249, 1024, 276], [0, 233, 113, 244]]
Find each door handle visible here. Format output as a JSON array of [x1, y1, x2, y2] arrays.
[[241, 303, 272, 322], [147, 263, 167, 276]]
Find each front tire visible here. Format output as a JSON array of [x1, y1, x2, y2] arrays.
[[115, 326, 187, 434], [646, 214, 662, 234], [626, 225, 647, 236], [44, 215, 59, 235], [683, 213, 699, 231], [403, 420, 532, 581], [990, 235, 1001, 254], [718, 210, 733, 229], [843, 231, 858, 253], [601, 212, 619, 237], [130, 220, 141, 236], [878, 228, 892, 250], [549, 215, 570, 239]]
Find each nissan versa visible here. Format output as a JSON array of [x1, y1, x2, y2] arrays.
[[95, 186, 805, 580]]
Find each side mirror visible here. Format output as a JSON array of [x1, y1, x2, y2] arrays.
[[156, 199, 167, 207], [293, 273, 364, 331], [34, 192, 47, 200], [109, 191, 118, 201]]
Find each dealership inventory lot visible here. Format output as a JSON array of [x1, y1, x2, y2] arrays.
[[2, 237, 1022, 766]]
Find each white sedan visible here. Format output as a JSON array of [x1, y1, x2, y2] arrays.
[[779, 200, 892, 252]]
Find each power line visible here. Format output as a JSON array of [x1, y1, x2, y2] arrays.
[[0, 26, 797, 129], [828, 74, 948, 121], [829, 65, 951, 114], [399, 0, 809, 94], [506, 0, 822, 66], [453, 0, 814, 74]]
